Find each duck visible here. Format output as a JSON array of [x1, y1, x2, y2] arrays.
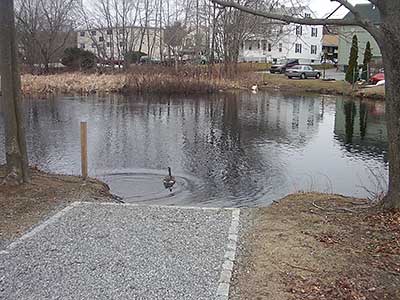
[[163, 167, 176, 192], [251, 84, 258, 93]]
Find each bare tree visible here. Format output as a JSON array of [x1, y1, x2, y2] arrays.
[[212, 0, 400, 210], [0, 0, 30, 184], [16, 0, 79, 73], [80, 0, 163, 67], [164, 21, 188, 66]]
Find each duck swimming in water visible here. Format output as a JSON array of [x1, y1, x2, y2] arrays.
[[163, 167, 176, 192]]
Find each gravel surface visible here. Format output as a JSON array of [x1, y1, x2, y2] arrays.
[[0, 202, 235, 300]]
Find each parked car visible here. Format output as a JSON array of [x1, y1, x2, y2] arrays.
[[285, 65, 321, 79], [370, 72, 385, 85], [269, 59, 299, 74]]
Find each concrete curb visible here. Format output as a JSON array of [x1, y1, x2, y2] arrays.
[[216, 209, 241, 300]]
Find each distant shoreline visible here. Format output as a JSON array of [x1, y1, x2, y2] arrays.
[[260, 73, 385, 100], [18, 71, 385, 101]]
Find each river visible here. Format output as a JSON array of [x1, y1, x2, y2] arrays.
[[0, 91, 388, 207]]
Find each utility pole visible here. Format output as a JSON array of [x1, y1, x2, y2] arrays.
[[0, 0, 30, 184]]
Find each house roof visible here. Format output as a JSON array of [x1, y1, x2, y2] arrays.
[[322, 34, 339, 47], [343, 3, 381, 24]]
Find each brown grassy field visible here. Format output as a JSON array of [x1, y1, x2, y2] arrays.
[[261, 73, 385, 100], [20, 64, 263, 96], [261, 73, 353, 96], [230, 193, 399, 300]]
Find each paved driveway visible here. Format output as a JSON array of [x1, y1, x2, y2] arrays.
[[0, 202, 240, 300], [321, 69, 345, 81]]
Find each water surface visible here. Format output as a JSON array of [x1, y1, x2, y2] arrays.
[[0, 91, 388, 207]]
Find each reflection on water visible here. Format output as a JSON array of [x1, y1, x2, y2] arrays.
[[0, 92, 388, 207], [335, 99, 387, 161]]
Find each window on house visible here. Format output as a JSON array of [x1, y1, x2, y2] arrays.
[[257, 42, 261, 50], [295, 43, 302, 53], [241, 42, 244, 50], [263, 43, 267, 51], [279, 43, 282, 52], [311, 28, 318, 37], [80, 43, 85, 49], [91, 30, 97, 36], [311, 45, 317, 54], [107, 29, 113, 35], [296, 25, 302, 36], [80, 31, 85, 37], [268, 43, 272, 52], [248, 43, 252, 51], [99, 36, 104, 42], [304, 13, 311, 18]]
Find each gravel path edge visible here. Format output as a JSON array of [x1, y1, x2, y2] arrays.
[[216, 209, 241, 300]]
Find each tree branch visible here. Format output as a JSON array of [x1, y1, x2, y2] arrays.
[[211, 0, 383, 45], [332, 0, 379, 32], [211, 0, 360, 26]]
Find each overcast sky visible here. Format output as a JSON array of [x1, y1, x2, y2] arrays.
[[309, 0, 370, 18]]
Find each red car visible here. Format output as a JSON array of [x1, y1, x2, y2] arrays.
[[370, 72, 384, 84]]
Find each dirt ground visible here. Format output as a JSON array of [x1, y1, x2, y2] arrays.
[[231, 193, 400, 300], [0, 166, 114, 247]]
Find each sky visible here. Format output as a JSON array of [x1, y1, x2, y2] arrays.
[[309, 0, 370, 18]]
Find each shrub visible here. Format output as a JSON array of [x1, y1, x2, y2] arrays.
[[61, 47, 97, 70], [124, 51, 147, 64], [345, 35, 359, 84], [362, 41, 372, 80]]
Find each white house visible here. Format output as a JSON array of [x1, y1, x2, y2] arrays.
[[239, 11, 323, 64], [77, 26, 163, 62]]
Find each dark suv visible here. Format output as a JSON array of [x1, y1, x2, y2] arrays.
[[269, 59, 299, 74]]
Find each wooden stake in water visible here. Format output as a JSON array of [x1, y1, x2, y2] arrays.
[[80, 122, 88, 179]]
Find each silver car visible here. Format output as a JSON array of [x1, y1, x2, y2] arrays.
[[285, 65, 321, 79]]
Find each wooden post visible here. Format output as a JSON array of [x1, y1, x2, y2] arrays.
[[80, 122, 88, 179]]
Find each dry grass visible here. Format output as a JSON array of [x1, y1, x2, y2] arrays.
[[21, 64, 263, 96], [0, 166, 113, 246], [261, 73, 386, 100], [22, 73, 127, 96], [231, 193, 400, 300], [262, 73, 352, 96], [355, 85, 385, 99]]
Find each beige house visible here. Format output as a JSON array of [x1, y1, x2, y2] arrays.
[[322, 34, 338, 62], [77, 26, 163, 62]]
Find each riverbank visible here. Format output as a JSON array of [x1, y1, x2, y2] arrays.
[[0, 166, 114, 248], [19, 69, 385, 100], [21, 66, 261, 96], [261, 73, 385, 100], [231, 193, 399, 300], [2, 170, 398, 298]]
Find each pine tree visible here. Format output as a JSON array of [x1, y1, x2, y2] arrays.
[[362, 41, 372, 80], [345, 35, 359, 84]]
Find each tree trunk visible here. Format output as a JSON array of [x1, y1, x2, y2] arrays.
[[380, 9, 400, 209], [0, 0, 30, 184]]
